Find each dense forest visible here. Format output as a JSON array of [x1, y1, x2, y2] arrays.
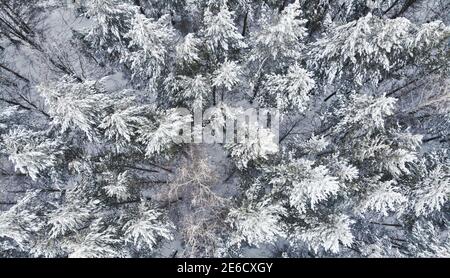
[[0, 0, 449, 258]]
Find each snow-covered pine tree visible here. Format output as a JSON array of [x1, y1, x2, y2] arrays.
[[82, 0, 138, 61]]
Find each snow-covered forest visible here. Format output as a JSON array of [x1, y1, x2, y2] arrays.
[[0, 0, 449, 258]]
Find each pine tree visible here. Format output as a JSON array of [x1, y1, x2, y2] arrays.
[[38, 76, 109, 141], [227, 200, 286, 248], [249, 0, 307, 65], [82, 0, 138, 59], [1, 128, 61, 181], [123, 12, 177, 79], [202, 2, 246, 57], [261, 63, 315, 112]]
